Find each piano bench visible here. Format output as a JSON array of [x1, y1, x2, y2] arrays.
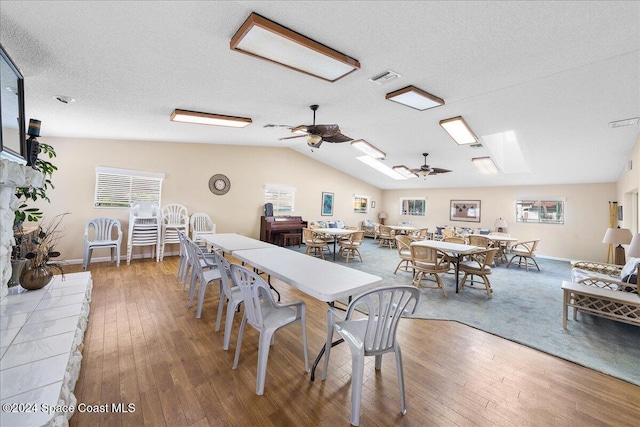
[[282, 233, 301, 248]]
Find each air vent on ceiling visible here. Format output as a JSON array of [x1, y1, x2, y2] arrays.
[[609, 117, 639, 128], [53, 95, 76, 104], [369, 69, 401, 85], [469, 143, 484, 148]]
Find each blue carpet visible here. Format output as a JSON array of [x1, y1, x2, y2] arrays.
[[288, 238, 640, 385]]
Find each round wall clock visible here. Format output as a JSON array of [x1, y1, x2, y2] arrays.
[[208, 174, 230, 195]]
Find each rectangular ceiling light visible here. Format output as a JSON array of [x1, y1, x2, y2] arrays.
[[356, 156, 407, 180], [392, 165, 419, 178], [351, 139, 386, 159], [230, 12, 360, 82], [472, 157, 499, 174], [439, 116, 478, 145], [385, 85, 444, 111], [170, 109, 252, 128]]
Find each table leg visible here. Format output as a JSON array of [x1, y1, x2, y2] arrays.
[[310, 338, 344, 381], [333, 239, 337, 261], [455, 255, 461, 293]]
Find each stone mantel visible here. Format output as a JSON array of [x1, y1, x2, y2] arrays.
[[0, 158, 44, 299]]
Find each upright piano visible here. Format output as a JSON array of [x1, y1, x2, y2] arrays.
[[260, 216, 307, 245]]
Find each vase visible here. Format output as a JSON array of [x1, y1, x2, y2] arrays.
[[8, 259, 28, 288], [20, 265, 53, 290]]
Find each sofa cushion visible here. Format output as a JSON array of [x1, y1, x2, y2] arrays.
[[620, 257, 640, 280], [329, 222, 338, 228], [336, 220, 345, 229]]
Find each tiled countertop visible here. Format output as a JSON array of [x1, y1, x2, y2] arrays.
[[0, 272, 92, 427]]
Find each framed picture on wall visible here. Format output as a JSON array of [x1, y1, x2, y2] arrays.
[[450, 200, 481, 222], [321, 192, 334, 216]]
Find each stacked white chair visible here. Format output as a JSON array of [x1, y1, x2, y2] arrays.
[[127, 203, 161, 264], [83, 217, 122, 269], [160, 204, 189, 261], [190, 212, 216, 247]]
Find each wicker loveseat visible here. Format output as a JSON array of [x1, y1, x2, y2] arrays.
[[360, 220, 378, 238], [564, 260, 639, 328]]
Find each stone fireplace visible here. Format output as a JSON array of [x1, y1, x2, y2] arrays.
[[0, 157, 44, 299]]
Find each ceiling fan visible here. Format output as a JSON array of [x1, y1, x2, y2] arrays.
[[264, 104, 352, 148], [401, 153, 452, 178]]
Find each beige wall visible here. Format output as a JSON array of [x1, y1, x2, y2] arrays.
[[616, 134, 640, 233], [381, 183, 616, 262], [26, 135, 631, 263], [33, 137, 382, 262]]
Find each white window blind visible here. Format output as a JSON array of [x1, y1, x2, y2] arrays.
[[264, 185, 295, 213], [94, 167, 165, 208]]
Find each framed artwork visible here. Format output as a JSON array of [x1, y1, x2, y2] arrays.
[[450, 200, 481, 222], [321, 192, 334, 216]]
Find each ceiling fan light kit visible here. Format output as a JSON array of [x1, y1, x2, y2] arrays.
[[472, 156, 499, 174], [170, 109, 252, 128], [385, 85, 444, 111], [351, 139, 386, 159], [230, 12, 360, 82], [439, 116, 478, 145]]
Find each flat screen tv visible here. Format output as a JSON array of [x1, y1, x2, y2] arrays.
[[0, 44, 26, 162]]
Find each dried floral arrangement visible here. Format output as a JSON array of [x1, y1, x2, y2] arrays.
[[20, 212, 69, 275]]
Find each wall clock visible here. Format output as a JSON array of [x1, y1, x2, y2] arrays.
[[209, 174, 230, 195]]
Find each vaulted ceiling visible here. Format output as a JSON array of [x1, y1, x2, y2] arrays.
[[1, 1, 638, 189]]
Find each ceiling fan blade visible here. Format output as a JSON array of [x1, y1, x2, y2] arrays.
[[291, 125, 309, 133], [278, 135, 307, 141], [430, 168, 452, 174], [307, 124, 341, 136], [322, 133, 353, 143]]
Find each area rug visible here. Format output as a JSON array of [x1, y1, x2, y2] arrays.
[[288, 238, 640, 385]]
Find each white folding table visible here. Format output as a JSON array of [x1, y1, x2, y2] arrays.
[[233, 246, 382, 380], [199, 233, 275, 254]]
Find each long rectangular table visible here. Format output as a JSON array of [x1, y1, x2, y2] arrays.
[[200, 232, 276, 254], [411, 240, 482, 293], [233, 246, 382, 379]]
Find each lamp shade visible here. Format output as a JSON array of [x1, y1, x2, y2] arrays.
[[602, 227, 632, 245], [378, 212, 387, 219], [494, 218, 508, 232], [627, 233, 640, 258]]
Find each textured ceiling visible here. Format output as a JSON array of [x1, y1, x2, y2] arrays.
[[1, 1, 639, 190]]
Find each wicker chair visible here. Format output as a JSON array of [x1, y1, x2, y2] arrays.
[[394, 235, 413, 274], [338, 231, 365, 262], [378, 225, 396, 249], [506, 239, 541, 271], [410, 245, 450, 297], [459, 248, 498, 298], [303, 228, 329, 259]]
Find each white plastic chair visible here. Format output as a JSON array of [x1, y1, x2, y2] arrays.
[[83, 218, 122, 269], [127, 203, 161, 264], [190, 212, 216, 246], [322, 286, 421, 426], [160, 203, 189, 261], [213, 251, 244, 350], [185, 236, 221, 319], [230, 264, 309, 395]]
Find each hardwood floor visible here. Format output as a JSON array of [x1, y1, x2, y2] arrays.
[[68, 257, 639, 426]]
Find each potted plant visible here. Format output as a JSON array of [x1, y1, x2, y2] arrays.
[[19, 213, 68, 290], [10, 142, 58, 288]]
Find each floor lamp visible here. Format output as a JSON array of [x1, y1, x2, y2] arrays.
[[602, 227, 632, 265]]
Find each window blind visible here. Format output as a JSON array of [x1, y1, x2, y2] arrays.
[[94, 167, 164, 208]]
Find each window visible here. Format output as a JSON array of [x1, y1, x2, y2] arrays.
[[265, 185, 295, 213], [353, 194, 370, 214], [400, 197, 426, 216], [516, 199, 564, 224], [94, 167, 164, 208]]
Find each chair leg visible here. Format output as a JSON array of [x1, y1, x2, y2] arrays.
[[196, 278, 213, 319], [215, 293, 225, 332], [435, 274, 447, 297], [233, 316, 247, 370], [350, 351, 365, 426], [374, 354, 382, 370], [300, 309, 309, 372], [222, 300, 240, 350], [256, 330, 274, 395], [394, 345, 407, 416]]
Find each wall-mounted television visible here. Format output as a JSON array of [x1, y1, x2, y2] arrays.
[[0, 44, 26, 162]]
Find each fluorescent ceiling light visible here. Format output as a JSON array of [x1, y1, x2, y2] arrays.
[[356, 155, 407, 180], [230, 12, 360, 82], [472, 157, 499, 174], [439, 116, 478, 145], [385, 85, 444, 111], [392, 165, 418, 178], [170, 109, 252, 128], [351, 139, 386, 159]]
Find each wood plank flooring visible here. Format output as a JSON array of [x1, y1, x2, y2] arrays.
[[67, 257, 640, 426]]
